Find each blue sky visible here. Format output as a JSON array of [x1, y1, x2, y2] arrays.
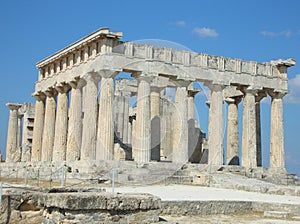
[[0, 0, 299, 176]]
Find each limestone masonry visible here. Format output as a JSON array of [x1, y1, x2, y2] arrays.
[[5, 27, 296, 171]]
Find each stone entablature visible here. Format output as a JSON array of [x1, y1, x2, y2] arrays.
[[36, 27, 122, 81], [35, 27, 294, 93]]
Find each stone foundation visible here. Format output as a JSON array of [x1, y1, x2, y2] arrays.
[[41, 192, 161, 224]]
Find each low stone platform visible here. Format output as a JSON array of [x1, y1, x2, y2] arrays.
[[41, 192, 161, 224]]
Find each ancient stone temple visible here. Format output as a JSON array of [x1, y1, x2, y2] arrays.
[[5, 27, 295, 171]]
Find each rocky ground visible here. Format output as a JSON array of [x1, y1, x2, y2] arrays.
[[1, 172, 300, 223]]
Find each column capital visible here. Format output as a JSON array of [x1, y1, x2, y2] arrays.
[[32, 91, 46, 101], [188, 89, 200, 97], [132, 72, 155, 83], [6, 103, 22, 111], [97, 69, 120, 78], [268, 90, 287, 99], [150, 86, 164, 93], [44, 87, 58, 97], [69, 76, 86, 89], [225, 96, 242, 105], [55, 82, 71, 94], [174, 80, 191, 88], [83, 72, 101, 84], [239, 86, 259, 95], [255, 91, 267, 102], [206, 83, 226, 92]]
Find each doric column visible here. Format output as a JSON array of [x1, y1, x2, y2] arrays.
[[172, 85, 189, 164], [207, 84, 224, 166], [269, 91, 286, 169], [116, 95, 125, 140], [31, 92, 46, 161], [81, 73, 101, 160], [187, 89, 199, 162], [53, 83, 71, 161], [5, 103, 22, 162], [96, 70, 118, 161], [66, 77, 85, 161], [41, 88, 57, 161], [160, 95, 173, 161], [225, 96, 242, 165], [241, 88, 257, 168], [255, 92, 266, 166], [132, 75, 152, 163], [150, 86, 162, 161], [17, 114, 23, 149], [122, 91, 130, 144]]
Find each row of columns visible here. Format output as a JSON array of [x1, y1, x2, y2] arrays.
[[30, 71, 116, 163], [6, 75, 286, 169], [209, 84, 286, 169]]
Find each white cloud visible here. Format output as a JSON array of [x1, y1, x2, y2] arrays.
[[285, 74, 300, 104], [193, 27, 219, 38], [176, 21, 186, 27], [260, 30, 292, 37]]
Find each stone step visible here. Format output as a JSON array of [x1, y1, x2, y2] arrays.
[[165, 175, 194, 184], [263, 211, 289, 219]]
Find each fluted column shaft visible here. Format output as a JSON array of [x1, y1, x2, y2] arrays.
[[81, 73, 100, 160], [17, 115, 23, 149], [66, 78, 85, 161], [96, 76, 115, 160], [226, 97, 241, 165], [31, 93, 46, 161], [5, 103, 22, 162], [172, 86, 188, 164], [187, 90, 198, 161], [269, 91, 286, 168], [41, 89, 57, 161], [133, 77, 151, 163], [53, 83, 70, 161], [160, 96, 173, 161], [122, 91, 130, 144], [116, 95, 125, 140], [208, 84, 224, 166], [150, 87, 161, 161], [255, 92, 266, 166], [242, 89, 257, 168]]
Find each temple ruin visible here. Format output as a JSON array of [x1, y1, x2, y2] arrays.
[[5, 27, 296, 172]]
